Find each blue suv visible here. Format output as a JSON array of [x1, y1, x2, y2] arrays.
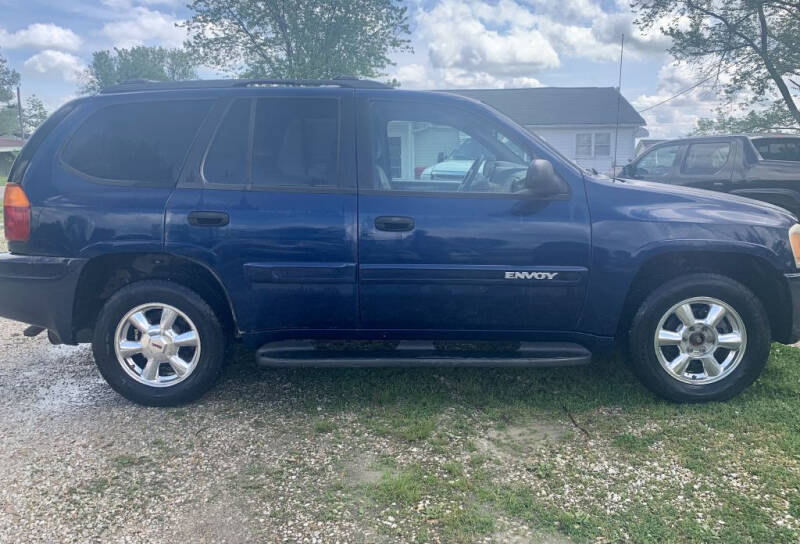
[[3, 77, 800, 406]]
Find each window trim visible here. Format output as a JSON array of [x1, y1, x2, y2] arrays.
[[199, 95, 348, 193], [57, 97, 214, 188]]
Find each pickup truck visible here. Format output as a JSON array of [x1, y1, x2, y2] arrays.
[[621, 134, 800, 217], [2, 78, 800, 406]]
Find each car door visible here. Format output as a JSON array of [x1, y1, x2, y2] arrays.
[[165, 88, 358, 335], [673, 139, 735, 192], [355, 95, 591, 332]]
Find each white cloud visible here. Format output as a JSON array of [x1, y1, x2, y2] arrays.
[[412, 0, 560, 86], [633, 63, 728, 137], [101, 6, 186, 48], [0, 23, 82, 52], [23, 50, 85, 84]]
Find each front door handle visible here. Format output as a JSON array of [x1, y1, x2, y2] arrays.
[[375, 216, 415, 232], [188, 211, 230, 227]]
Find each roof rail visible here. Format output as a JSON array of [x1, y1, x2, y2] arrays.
[[100, 76, 391, 94]]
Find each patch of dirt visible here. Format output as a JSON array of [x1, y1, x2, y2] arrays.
[[477, 419, 573, 461]]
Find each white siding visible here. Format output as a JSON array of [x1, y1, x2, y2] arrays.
[[525, 125, 637, 174]]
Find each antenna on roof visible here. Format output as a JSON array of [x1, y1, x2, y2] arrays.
[[613, 33, 624, 177]]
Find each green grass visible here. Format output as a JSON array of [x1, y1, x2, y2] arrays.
[[222, 344, 800, 543]]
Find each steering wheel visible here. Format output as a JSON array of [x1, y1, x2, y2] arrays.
[[457, 155, 485, 192]]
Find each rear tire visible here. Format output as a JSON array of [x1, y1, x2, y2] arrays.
[[629, 273, 770, 402], [92, 280, 225, 406]]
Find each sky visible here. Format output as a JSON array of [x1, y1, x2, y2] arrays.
[[0, 0, 729, 138]]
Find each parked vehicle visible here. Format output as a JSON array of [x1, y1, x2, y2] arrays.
[[620, 134, 800, 217], [2, 78, 800, 406]]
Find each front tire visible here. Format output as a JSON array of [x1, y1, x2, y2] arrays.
[[629, 273, 770, 402], [92, 280, 225, 406]]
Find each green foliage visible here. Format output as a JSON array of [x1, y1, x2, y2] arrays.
[[22, 95, 48, 136], [81, 46, 199, 94], [632, 0, 800, 126], [0, 51, 20, 104], [182, 0, 412, 79], [694, 102, 800, 135], [0, 105, 21, 137]]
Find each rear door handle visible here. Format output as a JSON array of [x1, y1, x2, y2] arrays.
[[188, 211, 230, 227], [374, 216, 415, 232]]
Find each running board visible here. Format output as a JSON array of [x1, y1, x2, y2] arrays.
[[256, 340, 591, 368]]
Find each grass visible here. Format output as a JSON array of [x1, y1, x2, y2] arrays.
[[222, 344, 800, 543]]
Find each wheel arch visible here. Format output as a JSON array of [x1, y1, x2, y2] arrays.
[[616, 249, 792, 345], [73, 252, 238, 343]]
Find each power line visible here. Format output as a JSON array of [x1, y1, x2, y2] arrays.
[[636, 72, 719, 114], [613, 33, 624, 172]]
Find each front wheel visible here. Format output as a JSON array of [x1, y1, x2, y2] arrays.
[[629, 273, 770, 402], [92, 280, 225, 406]]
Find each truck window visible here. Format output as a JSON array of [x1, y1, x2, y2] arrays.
[[633, 144, 680, 180], [62, 100, 212, 186], [204, 99, 251, 185], [752, 138, 800, 162], [682, 142, 731, 175]]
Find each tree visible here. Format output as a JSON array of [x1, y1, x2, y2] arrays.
[[181, 0, 411, 79], [22, 95, 48, 135], [693, 101, 800, 135], [81, 46, 198, 94], [632, 0, 800, 128], [0, 51, 20, 104]]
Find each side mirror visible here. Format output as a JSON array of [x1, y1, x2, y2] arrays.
[[619, 164, 631, 177], [525, 159, 568, 198], [437, 151, 445, 163]]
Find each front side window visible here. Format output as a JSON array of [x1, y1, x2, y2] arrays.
[[682, 142, 731, 175], [62, 100, 212, 185], [369, 101, 534, 194], [634, 144, 681, 179]]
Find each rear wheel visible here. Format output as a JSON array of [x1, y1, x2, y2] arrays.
[[92, 280, 225, 406], [629, 274, 770, 402]]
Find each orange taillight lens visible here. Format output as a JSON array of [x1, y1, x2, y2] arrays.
[[790, 224, 800, 269], [3, 183, 31, 242]]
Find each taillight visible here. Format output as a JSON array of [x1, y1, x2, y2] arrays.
[[3, 183, 31, 242]]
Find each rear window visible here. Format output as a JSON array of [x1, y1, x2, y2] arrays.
[[61, 100, 212, 185], [752, 138, 800, 162], [9, 100, 80, 185]]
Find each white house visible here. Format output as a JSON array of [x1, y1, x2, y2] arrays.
[[448, 87, 648, 174]]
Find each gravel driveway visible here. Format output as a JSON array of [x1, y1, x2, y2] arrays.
[[1, 315, 798, 543]]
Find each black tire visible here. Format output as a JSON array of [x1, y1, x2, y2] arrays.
[[629, 273, 770, 402], [92, 280, 225, 406]]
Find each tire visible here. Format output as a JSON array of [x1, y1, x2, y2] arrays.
[[629, 273, 770, 402], [92, 280, 225, 406]]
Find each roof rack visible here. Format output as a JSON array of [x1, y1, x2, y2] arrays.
[[101, 76, 391, 94]]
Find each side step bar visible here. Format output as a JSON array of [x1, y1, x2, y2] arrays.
[[256, 340, 591, 368]]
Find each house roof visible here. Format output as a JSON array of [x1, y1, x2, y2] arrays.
[[446, 87, 646, 127]]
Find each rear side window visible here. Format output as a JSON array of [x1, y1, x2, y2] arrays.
[[752, 138, 800, 162], [251, 97, 340, 188], [682, 142, 731, 175], [204, 99, 251, 185], [203, 97, 341, 189], [62, 100, 212, 185]]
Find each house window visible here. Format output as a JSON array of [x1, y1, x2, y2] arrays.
[[594, 133, 611, 157], [576, 133, 593, 157], [576, 132, 612, 158]]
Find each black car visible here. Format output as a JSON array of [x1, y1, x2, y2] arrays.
[[621, 134, 800, 217]]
